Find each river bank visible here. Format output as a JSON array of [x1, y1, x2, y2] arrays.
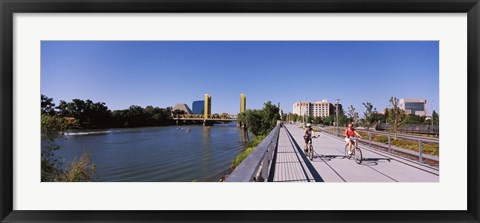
[[219, 134, 265, 182]]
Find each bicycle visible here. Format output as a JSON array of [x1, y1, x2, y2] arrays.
[[305, 136, 318, 161], [344, 137, 362, 164]]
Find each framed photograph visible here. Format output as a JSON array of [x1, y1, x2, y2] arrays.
[[1, 0, 479, 222]]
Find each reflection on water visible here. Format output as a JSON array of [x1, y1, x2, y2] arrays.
[[50, 125, 247, 182], [239, 127, 249, 142]]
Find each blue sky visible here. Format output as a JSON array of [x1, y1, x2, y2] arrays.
[[41, 41, 439, 115]]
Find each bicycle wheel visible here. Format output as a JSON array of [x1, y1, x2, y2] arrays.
[[354, 146, 362, 164], [344, 144, 351, 159], [309, 145, 314, 161]]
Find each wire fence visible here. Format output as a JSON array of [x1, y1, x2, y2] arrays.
[[375, 123, 439, 136]]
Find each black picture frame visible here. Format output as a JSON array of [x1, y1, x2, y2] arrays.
[[1, 0, 479, 222]]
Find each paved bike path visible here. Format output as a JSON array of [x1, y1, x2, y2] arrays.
[[271, 126, 315, 182], [282, 124, 439, 182]]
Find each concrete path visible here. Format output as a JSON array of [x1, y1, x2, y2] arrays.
[[272, 124, 439, 182], [271, 127, 316, 182]]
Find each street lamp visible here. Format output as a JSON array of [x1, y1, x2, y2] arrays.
[[335, 99, 340, 136], [299, 104, 302, 125], [304, 102, 308, 125], [431, 100, 434, 134]]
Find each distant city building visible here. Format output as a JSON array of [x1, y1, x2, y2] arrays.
[[204, 94, 212, 118], [292, 100, 337, 118], [399, 98, 427, 116], [192, 100, 204, 114], [173, 103, 193, 114], [240, 94, 246, 113]]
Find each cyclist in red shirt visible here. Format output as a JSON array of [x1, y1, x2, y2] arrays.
[[345, 123, 362, 155]]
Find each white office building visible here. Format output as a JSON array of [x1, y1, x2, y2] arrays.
[[292, 100, 334, 118], [399, 98, 427, 116]]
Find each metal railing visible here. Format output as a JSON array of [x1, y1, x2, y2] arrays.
[[322, 127, 439, 163], [376, 123, 439, 136], [225, 123, 281, 182], [355, 129, 439, 143]]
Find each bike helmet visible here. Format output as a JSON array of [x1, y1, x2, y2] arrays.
[[306, 123, 312, 127]]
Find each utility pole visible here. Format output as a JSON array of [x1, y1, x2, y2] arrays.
[[304, 103, 307, 124], [431, 100, 434, 134], [303, 102, 310, 124], [336, 99, 340, 136], [299, 104, 302, 124]]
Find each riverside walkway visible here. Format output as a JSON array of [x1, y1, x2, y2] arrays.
[[272, 124, 439, 182]]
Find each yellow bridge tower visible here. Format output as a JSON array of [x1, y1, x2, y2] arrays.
[[204, 94, 211, 119], [240, 93, 246, 113]]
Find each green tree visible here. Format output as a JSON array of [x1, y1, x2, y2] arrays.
[[362, 102, 377, 131], [404, 114, 426, 124], [112, 110, 129, 127], [56, 100, 76, 117], [289, 113, 299, 123], [84, 100, 112, 127], [172, 109, 186, 117], [310, 116, 315, 124], [387, 96, 407, 139], [260, 101, 280, 134], [432, 110, 439, 125], [238, 101, 280, 136], [145, 105, 154, 115], [41, 114, 96, 182], [338, 112, 348, 126], [41, 114, 67, 181], [56, 98, 112, 128], [323, 115, 335, 126], [64, 151, 96, 182], [41, 94, 56, 116], [298, 115, 304, 123], [347, 105, 359, 125], [127, 105, 147, 127], [238, 109, 263, 135]]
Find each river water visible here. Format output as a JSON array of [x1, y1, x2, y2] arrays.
[[50, 124, 248, 182]]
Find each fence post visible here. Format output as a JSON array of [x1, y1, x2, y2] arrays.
[[418, 140, 423, 163], [388, 133, 391, 153], [368, 132, 371, 146]]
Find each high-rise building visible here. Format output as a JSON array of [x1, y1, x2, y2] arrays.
[[204, 94, 211, 119], [293, 101, 311, 117], [399, 98, 427, 116], [240, 94, 246, 113], [192, 100, 204, 114], [292, 99, 335, 118]]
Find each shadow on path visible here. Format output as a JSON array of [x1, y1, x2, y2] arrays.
[[312, 154, 346, 162], [283, 127, 324, 182], [360, 157, 392, 166]]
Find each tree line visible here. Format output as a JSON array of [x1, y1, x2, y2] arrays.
[[283, 97, 439, 136], [41, 95, 184, 128]]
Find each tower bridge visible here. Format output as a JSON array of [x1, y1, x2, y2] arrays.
[[173, 93, 246, 126]]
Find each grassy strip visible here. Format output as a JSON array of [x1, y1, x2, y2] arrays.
[[231, 147, 256, 169], [230, 135, 266, 169], [322, 127, 439, 156], [357, 132, 439, 156]]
